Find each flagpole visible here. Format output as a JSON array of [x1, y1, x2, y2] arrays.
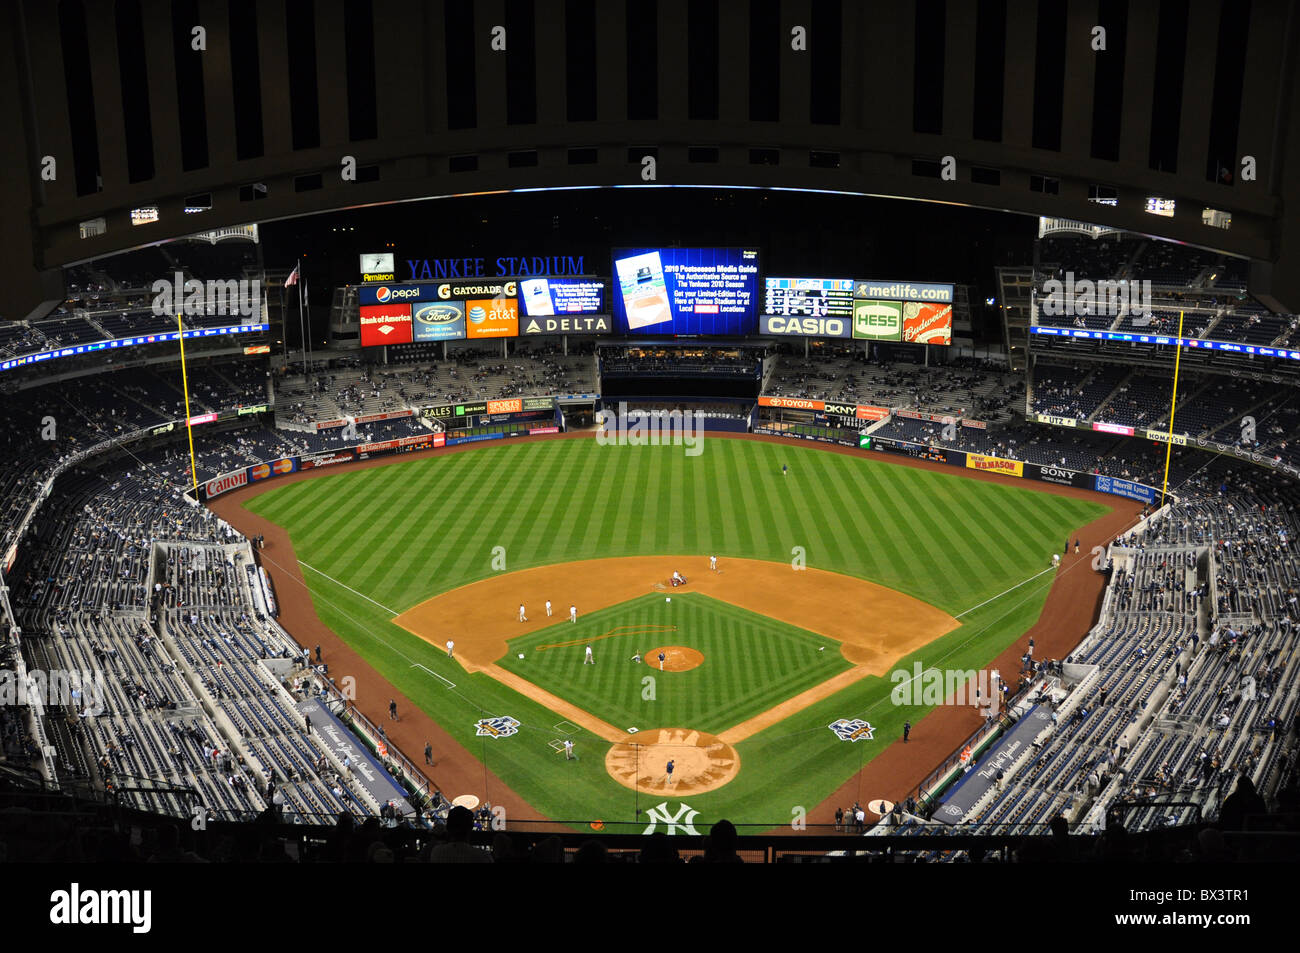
[[305, 273, 313, 379], [297, 258, 306, 377]]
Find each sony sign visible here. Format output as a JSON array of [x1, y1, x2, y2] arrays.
[[761, 314, 851, 338]]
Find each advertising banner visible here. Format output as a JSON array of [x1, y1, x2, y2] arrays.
[[852, 300, 903, 340], [422, 405, 454, 421], [961, 419, 987, 430], [854, 280, 955, 304], [249, 458, 298, 482], [1094, 474, 1157, 503], [901, 302, 953, 345], [522, 397, 555, 411], [759, 396, 824, 411], [1144, 429, 1188, 446], [464, 298, 519, 339], [187, 412, 217, 427], [519, 314, 611, 335], [857, 405, 890, 421], [1035, 413, 1079, 428], [869, 437, 949, 463], [1092, 421, 1135, 436], [354, 410, 414, 424], [204, 470, 248, 499], [1025, 463, 1089, 487], [411, 301, 467, 341], [966, 453, 1024, 477], [360, 304, 413, 346], [315, 419, 348, 430], [822, 401, 858, 418], [487, 398, 523, 414], [760, 314, 853, 338], [299, 450, 356, 470]]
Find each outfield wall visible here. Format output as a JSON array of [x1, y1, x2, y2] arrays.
[[199, 426, 559, 501], [868, 437, 1159, 503]]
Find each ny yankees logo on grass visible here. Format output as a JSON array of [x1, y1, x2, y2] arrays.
[[641, 801, 700, 836]]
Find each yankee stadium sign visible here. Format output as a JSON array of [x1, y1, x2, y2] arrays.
[[404, 255, 586, 280]]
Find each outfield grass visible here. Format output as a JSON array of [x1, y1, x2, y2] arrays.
[[244, 437, 1110, 826], [496, 592, 851, 735]]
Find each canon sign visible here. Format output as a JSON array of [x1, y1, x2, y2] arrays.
[[205, 471, 248, 498]]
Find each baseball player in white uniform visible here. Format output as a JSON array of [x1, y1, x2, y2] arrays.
[[709, 555, 717, 571], [546, 600, 553, 617], [519, 604, 527, 622], [446, 640, 454, 658], [584, 645, 594, 665], [569, 604, 577, 623]]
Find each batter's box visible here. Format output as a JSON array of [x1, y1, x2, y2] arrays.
[[553, 721, 580, 735], [547, 739, 566, 753]]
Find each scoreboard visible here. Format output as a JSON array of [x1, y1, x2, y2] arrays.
[[763, 277, 855, 317]]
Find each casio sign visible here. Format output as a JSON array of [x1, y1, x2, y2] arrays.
[[766, 316, 847, 336]]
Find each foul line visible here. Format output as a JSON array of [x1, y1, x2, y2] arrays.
[[412, 663, 456, 689], [954, 567, 1054, 619], [299, 560, 400, 616]]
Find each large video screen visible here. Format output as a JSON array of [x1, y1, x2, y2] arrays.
[[611, 248, 759, 335], [520, 277, 605, 316]]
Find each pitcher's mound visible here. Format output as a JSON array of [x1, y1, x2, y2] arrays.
[[605, 727, 740, 796], [645, 645, 703, 672]]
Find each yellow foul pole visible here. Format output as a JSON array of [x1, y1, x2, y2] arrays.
[[1160, 310, 1186, 506], [177, 312, 199, 493]]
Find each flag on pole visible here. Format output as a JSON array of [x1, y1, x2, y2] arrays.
[[284, 264, 300, 288]]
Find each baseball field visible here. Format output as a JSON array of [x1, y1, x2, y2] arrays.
[[223, 434, 1117, 829]]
